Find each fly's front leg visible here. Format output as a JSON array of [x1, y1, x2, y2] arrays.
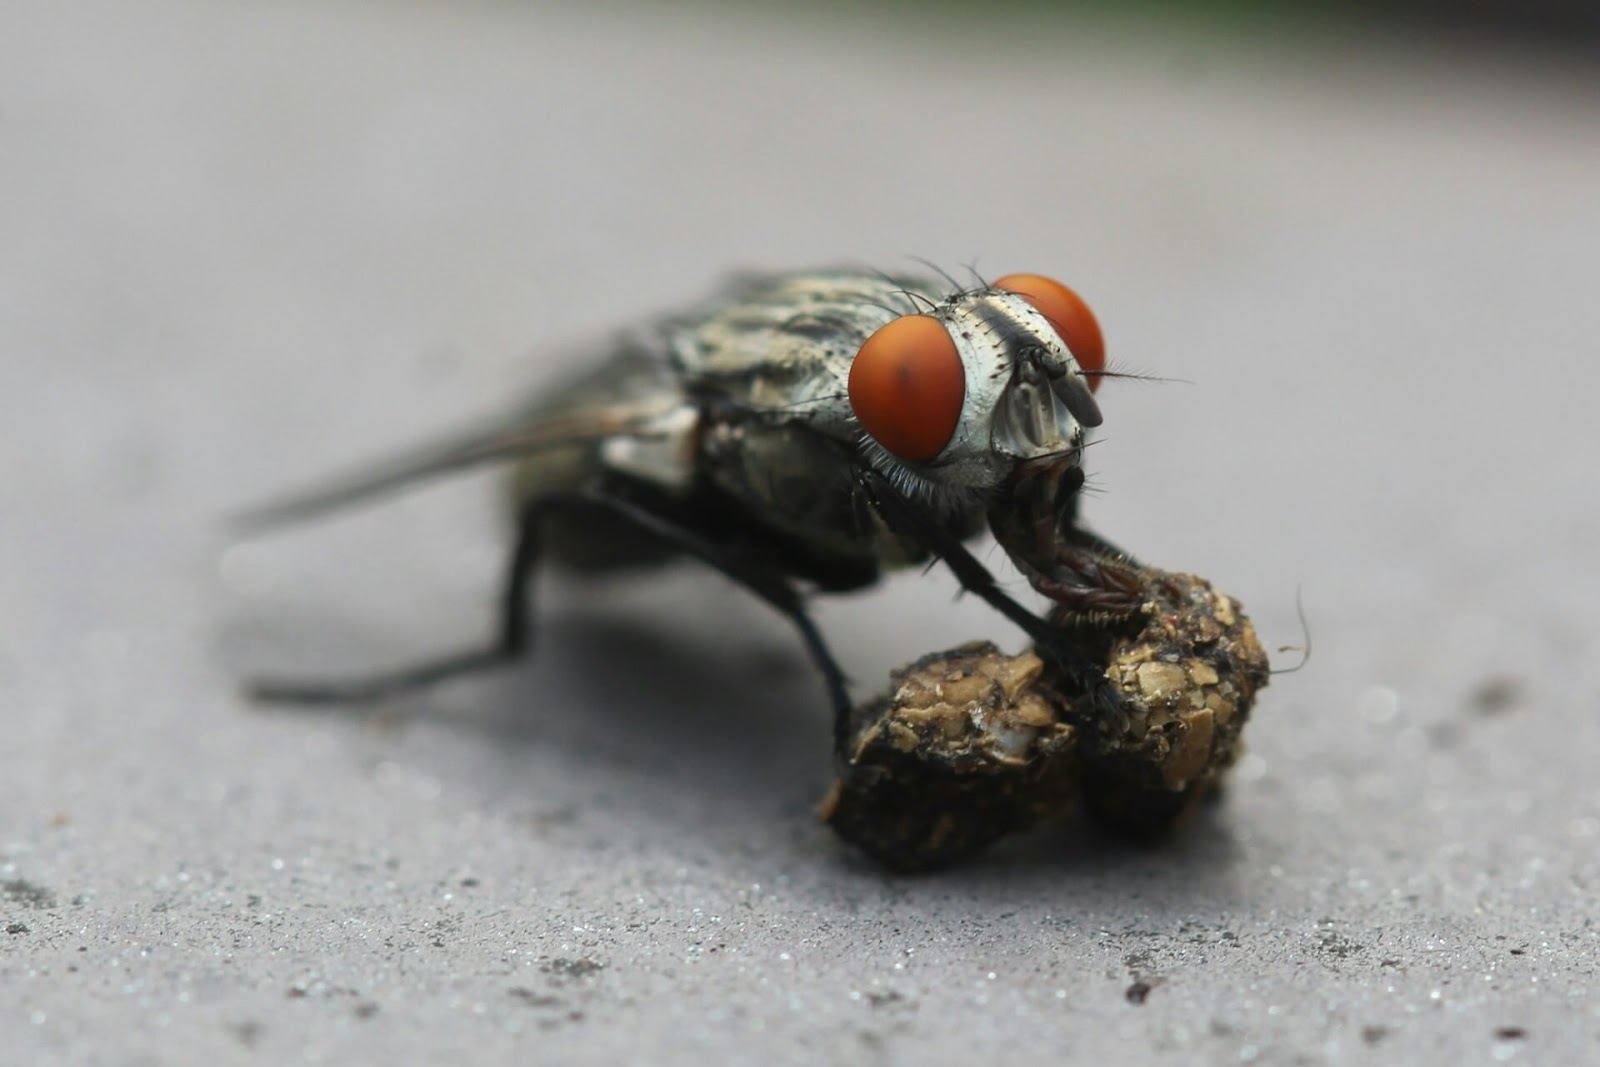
[[1012, 523, 1149, 626], [852, 467, 1126, 719], [1048, 471, 1145, 573], [1023, 538, 1148, 628], [249, 484, 854, 746], [989, 460, 1147, 626]]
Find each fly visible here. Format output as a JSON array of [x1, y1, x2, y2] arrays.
[[237, 267, 1130, 748]]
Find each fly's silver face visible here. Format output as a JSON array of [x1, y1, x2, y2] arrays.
[[847, 272, 1107, 501]]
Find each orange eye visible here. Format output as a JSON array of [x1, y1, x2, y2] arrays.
[[847, 314, 966, 461], [992, 273, 1106, 391]]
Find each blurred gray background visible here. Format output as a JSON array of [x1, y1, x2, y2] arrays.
[[4, 1, 1598, 1063]]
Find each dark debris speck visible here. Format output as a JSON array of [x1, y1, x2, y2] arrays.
[[1495, 1026, 1528, 1041], [1126, 980, 1154, 1004]]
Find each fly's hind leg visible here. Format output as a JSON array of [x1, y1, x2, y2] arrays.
[[248, 485, 853, 744], [246, 492, 547, 706]]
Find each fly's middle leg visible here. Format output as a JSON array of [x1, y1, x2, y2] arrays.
[[248, 484, 855, 742]]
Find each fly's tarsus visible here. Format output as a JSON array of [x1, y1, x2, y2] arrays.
[[247, 646, 518, 706]]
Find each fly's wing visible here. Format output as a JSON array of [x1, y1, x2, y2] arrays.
[[235, 270, 937, 532], [233, 341, 687, 532]]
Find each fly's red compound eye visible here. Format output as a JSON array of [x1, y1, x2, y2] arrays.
[[992, 273, 1106, 391], [847, 314, 966, 461]]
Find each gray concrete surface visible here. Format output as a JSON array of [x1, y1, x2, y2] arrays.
[[4, 1, 1599, 1063]]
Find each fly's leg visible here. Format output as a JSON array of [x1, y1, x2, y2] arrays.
[[246, 492, 546, 705], [1015, 527, 1149, 625], [1024, 537, 1152, 620], [989, 460, 1147, 624], [1051, 478, 1145, 574], [852, 467, 1127, 720], [248, 487, 854, 742]]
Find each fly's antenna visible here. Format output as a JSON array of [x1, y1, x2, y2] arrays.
[[1270, 585, 1312, 675], [1083, 365, 1194, 388]]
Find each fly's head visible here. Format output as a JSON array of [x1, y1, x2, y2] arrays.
[[847, 273, 1106, 508]]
